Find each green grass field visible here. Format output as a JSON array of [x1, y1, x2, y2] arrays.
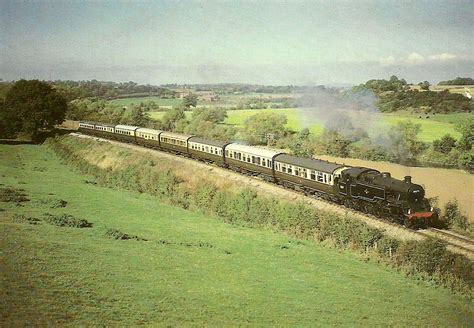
[[151, 108, 468, 142], [0, 144, 472, 325], [227, 109, 468, 142], [109, 96, 182, 108]]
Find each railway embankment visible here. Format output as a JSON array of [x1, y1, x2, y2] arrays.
[[44, 134, 474, 295], [2, 142, 472, 325]]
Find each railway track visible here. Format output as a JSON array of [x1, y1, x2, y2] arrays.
[[419, 228, 474, 256], [71, 132, 474, 260]]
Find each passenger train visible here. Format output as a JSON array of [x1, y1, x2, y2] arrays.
[[78, 121, 436, 228]]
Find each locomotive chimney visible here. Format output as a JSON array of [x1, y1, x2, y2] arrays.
[[404, 176, 412, 183], [382, 172, 391, 178]]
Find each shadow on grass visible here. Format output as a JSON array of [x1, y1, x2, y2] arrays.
[[0, 129, 74, 145]]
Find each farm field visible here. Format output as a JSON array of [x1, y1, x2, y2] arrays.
[[109, 96, 182, 108], [410, 84, 474, 96], [1, 144, 473, 326], [149, 108, 468, 142]]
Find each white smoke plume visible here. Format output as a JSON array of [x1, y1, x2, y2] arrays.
[[295, 86, 384, 141], [295, 86, 410, 161]]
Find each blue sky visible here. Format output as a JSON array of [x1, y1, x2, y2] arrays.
[[1, 1, 473, 85]]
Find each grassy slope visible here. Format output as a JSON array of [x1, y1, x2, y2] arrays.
[[0, 144, 472, 326]]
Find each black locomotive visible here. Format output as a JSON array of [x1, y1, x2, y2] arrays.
[[79, 121, 436, 228]]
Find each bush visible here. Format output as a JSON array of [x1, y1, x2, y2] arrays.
[[34, 198, 68, 208], [105, 228, 146, 241], [12, 214, 41, 225], [0, 187, 29, 203], [433, 134, 457, 154], [458, 151, 474, 171], [443, 200, 470, 232], [395, 238, 474, 290], [42, 213, 92, 228]]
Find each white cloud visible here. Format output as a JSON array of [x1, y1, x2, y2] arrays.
[[379, 56, 396, 66], [428, 53, 457, 61], [379, 52, 459, 66], [406, 52, 425, 64]]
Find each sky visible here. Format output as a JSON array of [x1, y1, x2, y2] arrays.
[[1, 0, 473, 85]]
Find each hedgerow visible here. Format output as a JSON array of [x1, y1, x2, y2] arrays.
[[45, 136, 473, 295]]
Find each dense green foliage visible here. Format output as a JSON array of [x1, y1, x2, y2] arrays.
[[354, 76, 472, 113], [66, 98, 157, 128], [241, 112, 288, 145], [0, 80, 67, 138], [51, 80, 176, 101], [182, 93, 198, 109], [433, 134, 457, 154], [422, 118, 474, 170], [439, 77, 474, 85], [443, 200, 470, 233]]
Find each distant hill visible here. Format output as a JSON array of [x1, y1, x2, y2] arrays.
[[353, 76, 472, 113]]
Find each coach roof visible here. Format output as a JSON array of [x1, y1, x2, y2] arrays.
[[226, 143, 284, 158], [274, 154, 344, 173], [115, 125, 139, 131], [136, 127, 163, 135], [160, 131, 194, 140], [189, 137, 229, 148], [94, 122, 116, 128]]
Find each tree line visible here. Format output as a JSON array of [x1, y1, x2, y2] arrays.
[[353, 76, 472, 113]]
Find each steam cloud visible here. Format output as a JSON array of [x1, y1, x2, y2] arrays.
[[295, 86, 409, 161]]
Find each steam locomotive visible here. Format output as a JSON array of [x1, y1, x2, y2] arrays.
[[78, 121, 436, 228]]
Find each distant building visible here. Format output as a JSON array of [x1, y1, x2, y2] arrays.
[[197, 91, 219, 102]]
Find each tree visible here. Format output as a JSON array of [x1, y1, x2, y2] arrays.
[[418, 81, 431, 91], [455, 116, 473, 151], [190, 107, 227, 124], [241, 112, 287, 145], [386, 121, 425, 160], [1, 80, 67, 138], [443, 200, 469, 231], [433, 134, 457, 154], [161, 106, 187, 131], [289, 128, 313, 158], [182, 93, 198, 109], [130, 107, 152, 126], [313, 130, 351, 157]]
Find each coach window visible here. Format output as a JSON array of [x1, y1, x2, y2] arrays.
[[311, 170, 316, 180], [323, 174, 328, 183], [317, 172, 324, 183], [262, 159, 266, 167], [282, 164, 287, 173], [301, 169, 307, 178], [206, 146, 209, 153]]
